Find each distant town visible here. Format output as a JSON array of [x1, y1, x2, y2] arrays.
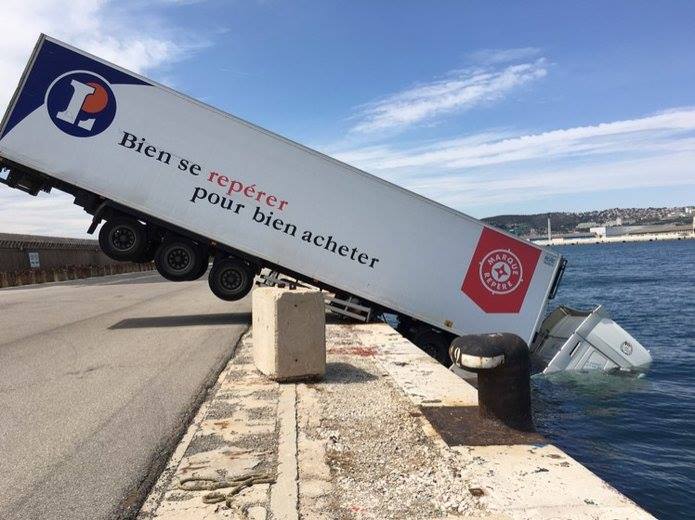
[[483, 206, 695, 245]]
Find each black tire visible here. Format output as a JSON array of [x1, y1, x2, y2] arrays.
[[154, 237, 203, 281], [413, 329, 452, 366], [135, 241, 158, 263], [98, 217, 147, 261], [187, 255, 210, 281], [208, 257, 254, 301]]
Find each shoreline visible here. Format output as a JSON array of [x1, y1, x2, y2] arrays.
[[532, 232, 694, 246]]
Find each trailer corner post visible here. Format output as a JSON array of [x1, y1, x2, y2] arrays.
[[450, 333, 534, 432]]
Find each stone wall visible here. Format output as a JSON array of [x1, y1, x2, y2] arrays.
[[0, 232, 155, 288]]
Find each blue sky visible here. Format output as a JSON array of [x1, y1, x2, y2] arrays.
[[1, 0, 694, 235]]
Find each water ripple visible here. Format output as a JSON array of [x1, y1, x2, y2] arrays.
[[532, 240, 695, 519]]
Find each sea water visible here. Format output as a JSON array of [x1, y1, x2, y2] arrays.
[[532, 240, 695, 519]]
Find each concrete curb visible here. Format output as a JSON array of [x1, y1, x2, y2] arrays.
[[269, 385, 298, 520], [137, 329, 278, 520]]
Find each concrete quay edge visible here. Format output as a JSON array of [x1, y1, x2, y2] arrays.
[[138, 322, 655, 520]]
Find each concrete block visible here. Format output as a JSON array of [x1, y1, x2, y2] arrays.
[[252, 287, 326, 381]]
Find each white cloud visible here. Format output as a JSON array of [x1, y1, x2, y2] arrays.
[[336, 108, 695, 171], [0, 0, 208, 112], [350, 59, 547, 134], [331, 108, 695, 211], [468, 47, 542, 64], [0, 0, 208, 237], [0, 189, 90, 237], [408, 152, 695, 209]]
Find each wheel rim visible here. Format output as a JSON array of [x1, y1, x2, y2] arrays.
[[220, 267, 244, 292], [166, 246, 192, 272], [110, 226, 136, 252]]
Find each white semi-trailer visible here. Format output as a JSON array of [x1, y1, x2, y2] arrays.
[[0, 35, 569, 363]]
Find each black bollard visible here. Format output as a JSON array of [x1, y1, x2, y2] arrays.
[[449, 333, 534, 432]]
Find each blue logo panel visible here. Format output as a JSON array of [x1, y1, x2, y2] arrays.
[[1, 38, 150, 139]]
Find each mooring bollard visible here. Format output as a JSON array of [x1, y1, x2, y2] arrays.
[[449, 333, 534, 432]]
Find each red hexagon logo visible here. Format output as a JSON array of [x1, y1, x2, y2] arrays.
[[479, 249, 523, 294], [461, 228, 541, 313]]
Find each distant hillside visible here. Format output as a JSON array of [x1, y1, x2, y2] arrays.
[[482, 207, 694, 236]]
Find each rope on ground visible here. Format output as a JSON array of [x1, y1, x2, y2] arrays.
[[178, 471, 276, 507]]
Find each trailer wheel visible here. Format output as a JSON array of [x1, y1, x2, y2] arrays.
[[135, 241, 158, 263], [413, 329, 452, 366], [186, 254, 210, 281], [154, 237, 203, 281], [208, 257, 254, 301], [99, 217, 147, 261]]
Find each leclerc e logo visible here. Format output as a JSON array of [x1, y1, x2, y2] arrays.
[[461, 228, 541, 314], [45, 71, 116, 137]]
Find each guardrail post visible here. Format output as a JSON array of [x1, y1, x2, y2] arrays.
[[450, 333, 534, 432]]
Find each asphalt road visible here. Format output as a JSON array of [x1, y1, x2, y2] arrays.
[[0, 271, 251, 520]]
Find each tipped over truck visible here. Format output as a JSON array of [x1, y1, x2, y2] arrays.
[[0, 35, 650, 374]]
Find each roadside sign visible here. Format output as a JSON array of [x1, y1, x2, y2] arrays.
[[28, 251, 40, 268]]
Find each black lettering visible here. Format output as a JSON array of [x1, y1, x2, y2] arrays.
[[208, 192, 220, 205], [135, 137, 145, 153], [283, 223, 297, 236], [369, 258, 380, 268], [178, 158, 190, 171], [190, 163, 201, 176], [119, 131, 137, 148], [156, 150, 171, 164], [324, 235, 337, 253], [272, 218, 284, 231], [190, 187, 207, 202], [253, 206, 265, 223], [301, 230, 313, 242], [144, 145, 156, 157]]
